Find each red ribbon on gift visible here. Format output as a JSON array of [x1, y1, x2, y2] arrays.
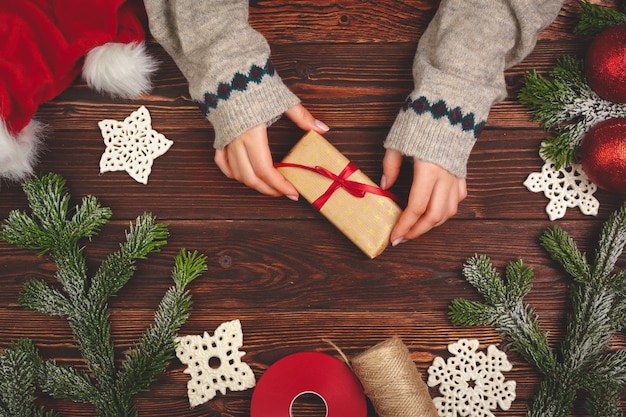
[[275, 162, 404, 210]]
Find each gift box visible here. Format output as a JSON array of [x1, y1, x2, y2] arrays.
[[276, 131, 403, 258]]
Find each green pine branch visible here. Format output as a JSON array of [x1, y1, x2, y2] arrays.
[[18, 279, 72, 317], [37, 361, 97, 403], [450, 256, 556, 375], [582, 350, 626, 416], [593, 203, 626, 279], [539, 225, 590, 283], [118, 250, 207, 400], [0, 173, 208, 417], [518, 56, 626, 169], [574, 1, 626, 36], [0, 339, 59, 417], [88, 214, 169, 305], [449, 202, 626, 417]]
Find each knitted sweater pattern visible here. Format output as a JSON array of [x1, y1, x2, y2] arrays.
[[402, 96, 486, 140], [384, 0, 565, 178], [195, 59, 276, 117], [144, 0, 299, 150], [145, 0, 565, 178]]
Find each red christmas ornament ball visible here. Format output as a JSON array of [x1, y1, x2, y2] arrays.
[[580, 118, 626, 193], [585, 24, 626, 103]]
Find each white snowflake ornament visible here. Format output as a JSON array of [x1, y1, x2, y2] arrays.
[[524, 149, 599, 221], [427, 339, 516, 417], [98, 105, 173, 184], [175, 319, 256, 407]]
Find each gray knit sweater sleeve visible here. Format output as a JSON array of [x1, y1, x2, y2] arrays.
[[143, 0, 300, 149], [384, 0, 565, 178]]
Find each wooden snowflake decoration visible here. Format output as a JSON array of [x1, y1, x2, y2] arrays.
[[175, 320, 256, 407], [524, 147, 599, 220], [98, 106, 173, 184], [427, 339, 516, 417]]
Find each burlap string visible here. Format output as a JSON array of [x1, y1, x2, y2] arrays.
[[351, 336, 439, 417]]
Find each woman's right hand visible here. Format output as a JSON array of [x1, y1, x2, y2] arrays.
[[214, 103, 329, 199]]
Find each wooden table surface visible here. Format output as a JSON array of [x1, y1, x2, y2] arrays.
[[1, 1, 625, 416]]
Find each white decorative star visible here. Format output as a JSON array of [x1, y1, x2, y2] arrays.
[[427, 339, 516, 417], [98, 106, 173, 184], [524, 149, 599, 221], [175, 320, 256, 407]]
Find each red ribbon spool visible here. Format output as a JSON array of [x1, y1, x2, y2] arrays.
[[250, 352, 367, 417]]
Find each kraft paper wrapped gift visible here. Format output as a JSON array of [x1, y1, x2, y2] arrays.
[[276, 131, 403, 258]]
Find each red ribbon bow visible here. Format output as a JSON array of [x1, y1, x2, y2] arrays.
[[275, 162, 404, 210]]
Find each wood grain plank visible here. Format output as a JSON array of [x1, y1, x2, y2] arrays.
[[1, 219, 620, 312]]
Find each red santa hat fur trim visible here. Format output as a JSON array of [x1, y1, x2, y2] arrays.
[[0, 120, 44, 182], [83, 41, 157, 99], [0, 0, 156, 182]]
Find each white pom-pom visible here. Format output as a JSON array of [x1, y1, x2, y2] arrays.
[[83, 42, 158, 99], [0, 119, 44, 182]]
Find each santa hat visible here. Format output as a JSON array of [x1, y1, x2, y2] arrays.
[[0, 0, 158, 182]]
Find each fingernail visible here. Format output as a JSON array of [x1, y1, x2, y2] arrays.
[[286, 194, 299, 201], [315, 119, 329, 132], [391, 237, 408, 247], [380, 175, 388, 190]]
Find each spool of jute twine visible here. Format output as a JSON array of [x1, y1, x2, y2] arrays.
[[351, 336, 439, 417]]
